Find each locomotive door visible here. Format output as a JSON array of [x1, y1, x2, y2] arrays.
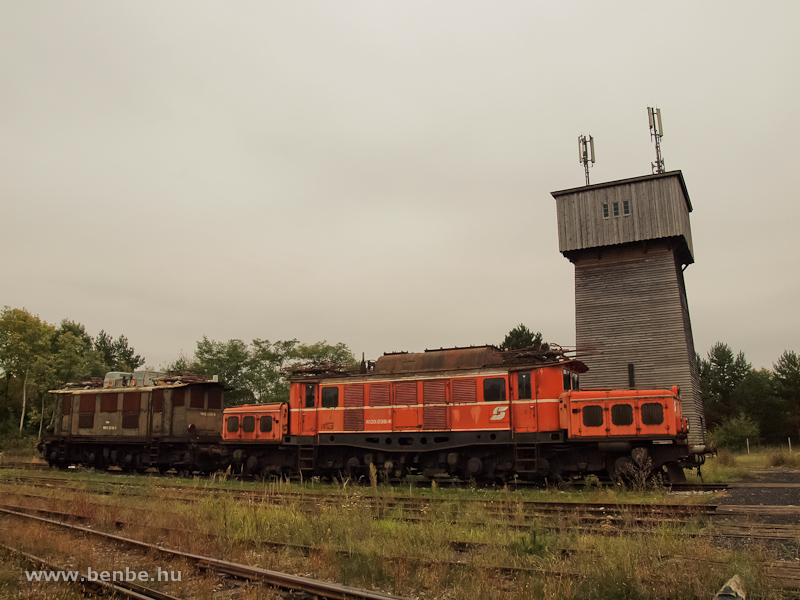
[[512, 371, 537, 432], [299, 383, 317, 435], [393, 381, 420, 430], [60, 393, 74, 438]]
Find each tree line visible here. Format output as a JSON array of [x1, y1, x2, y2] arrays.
[[0, 306, 356, 441], [699, 342, 800, 450], [0, 307, 145, 439]]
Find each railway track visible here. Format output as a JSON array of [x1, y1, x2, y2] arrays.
[[0, 461, 51, 471], [4, 501, 800, 593], [0, 489, 711, 535], [0, 506, 411, 600], [1, 542, 184, 600], [0, 473, 717, 521]]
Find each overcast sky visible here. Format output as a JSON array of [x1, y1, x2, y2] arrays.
[[1, 2, 798, 371]]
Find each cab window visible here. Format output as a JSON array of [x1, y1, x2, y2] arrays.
[[242, 416, 255, 433], [305, 384, 316, 408], [517, 372, 531, 400], [321, 387, 339, 408], [483, 378, 506, 402]]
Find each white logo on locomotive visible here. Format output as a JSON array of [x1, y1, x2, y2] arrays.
[[489, 406, 508, 421]]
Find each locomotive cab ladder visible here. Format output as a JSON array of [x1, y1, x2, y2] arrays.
[[147, 438, 160, 465], [298, 445, 316, 474], [56, 439, 67, 463], [514, 444, 540, 474]]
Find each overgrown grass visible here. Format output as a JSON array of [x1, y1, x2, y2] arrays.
[[0, 433, 40, 461], [685, 447, 800, 484], [765, 449, 800, 468], [1, 468, 796, 599]]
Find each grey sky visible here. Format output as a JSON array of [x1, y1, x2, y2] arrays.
[[1, 2, 798, 371]]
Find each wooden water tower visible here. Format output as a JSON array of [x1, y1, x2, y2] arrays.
[[551, 171, 704, 444]]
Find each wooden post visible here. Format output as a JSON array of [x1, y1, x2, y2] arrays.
[[789, 438, 793, 452], [746, 439, 750, 455]]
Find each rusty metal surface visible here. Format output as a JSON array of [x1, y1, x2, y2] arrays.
[[373, 345, 588, 375], [374, 346, 504, 374]]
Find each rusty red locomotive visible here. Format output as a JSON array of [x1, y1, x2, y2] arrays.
[[41, 346, 703, 483]]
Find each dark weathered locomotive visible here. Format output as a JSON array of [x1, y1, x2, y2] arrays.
[[41, 346, 704, 483], [42, 371, 224, 474]]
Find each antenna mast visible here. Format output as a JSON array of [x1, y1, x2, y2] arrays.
[[648, 107, 665, 174], [578, 135, 595, 185]]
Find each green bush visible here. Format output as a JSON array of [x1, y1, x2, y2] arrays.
[[0, 432, 39, 459], [709, 414, 759, 452]]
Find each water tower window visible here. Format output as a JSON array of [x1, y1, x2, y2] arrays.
[[613, 202, 620, 217], [602, 203, 609, 219], [623, 200, 630, 215]]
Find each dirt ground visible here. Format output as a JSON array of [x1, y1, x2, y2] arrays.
[[714, 468, 800, 526]]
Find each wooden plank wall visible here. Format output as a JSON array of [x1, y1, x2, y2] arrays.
[[573, 241, 704, 444], [555, 174, 694, 261]]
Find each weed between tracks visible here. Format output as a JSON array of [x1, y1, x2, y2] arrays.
[[0, 470, 791, 600]]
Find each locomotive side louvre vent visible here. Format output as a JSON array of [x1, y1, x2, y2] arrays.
[[395, 382, 418, 406], [80, 395, 96, 413], [344, 384, 365, 431], [423, 380, 446, 404], [190, 387, 204, 409], [260, 415, 273, 433], [369, 383, 391, 406], [122, 412, 139, 429], [78, 395, 96, 429], [344, 385, 365, 407], [582, 405, 604, 428], [611, 404, 634, 426], [100, 395, 117, 413], [152, 389, 164, 413], [423, 380, 448, 428], [452, 379, 477, 403], [122, 392, 139, 412], [344, 409, 365, 431], [424, 406, 447, 429], [226, 416, 239, 433], [172, 388, 185, 407], [641, 402, 664, 425], [207, 388, 222, 410]]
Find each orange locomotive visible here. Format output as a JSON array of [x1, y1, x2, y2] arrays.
[[223, 346, 699, 483]]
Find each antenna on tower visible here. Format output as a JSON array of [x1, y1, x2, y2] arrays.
[[647, 107, 665, 174], [578, 134, 595, 185]]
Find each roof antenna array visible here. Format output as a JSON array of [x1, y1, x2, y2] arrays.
[[648, 107, 665, 174], [578, 135, 595, 185]]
